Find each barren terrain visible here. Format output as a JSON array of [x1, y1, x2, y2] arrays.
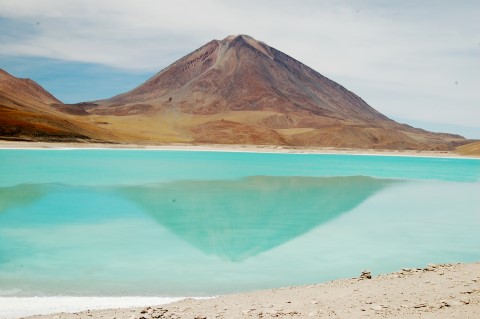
[[21, 262, 480, 319]]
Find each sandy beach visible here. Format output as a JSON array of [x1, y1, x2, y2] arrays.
[[11, 262, 477, 319], [0, 141, 476, 159]]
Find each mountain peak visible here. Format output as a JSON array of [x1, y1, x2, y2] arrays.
[[222, 34, 258, 43], [0, 68, 61, 105], [224, 34, 247, 40], [220, 34, 273, 58]]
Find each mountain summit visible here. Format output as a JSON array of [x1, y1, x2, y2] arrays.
[[0, 35, 469, 149]]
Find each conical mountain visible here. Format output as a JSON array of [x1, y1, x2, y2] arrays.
[[102, 35, 387, 122], [88, 35, 464, 149]]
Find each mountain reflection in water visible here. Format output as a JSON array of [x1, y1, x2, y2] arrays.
[[121, 176, 394, 261], [0, 184, 47, 215], [0, 176, 394, 263]]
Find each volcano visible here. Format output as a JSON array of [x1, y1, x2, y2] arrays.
[[102, 35, 387, 122], [87, 34, 464, 149], [0, 35, 468, 149]]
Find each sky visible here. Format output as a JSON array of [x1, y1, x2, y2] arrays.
[[0, 0, 479, 138]]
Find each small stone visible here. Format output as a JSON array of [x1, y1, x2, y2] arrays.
[[424, 264, 438, 271], [360, 270, 372, 279]]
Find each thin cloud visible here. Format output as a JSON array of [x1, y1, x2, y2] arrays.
[[0, 0, 478, 130]]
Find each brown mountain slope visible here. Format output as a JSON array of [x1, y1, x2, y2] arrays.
[[85, 35, 466, 149], [0, 69, 61, 108], [456, 141, 480, 156], [0, 69, 114, 142], [102, 35, 387, 122]]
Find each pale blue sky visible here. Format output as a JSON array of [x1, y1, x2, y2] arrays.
[[0, 0, 479, 138]]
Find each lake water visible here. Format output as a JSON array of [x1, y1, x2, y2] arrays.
[[0, 150, 479, 297]]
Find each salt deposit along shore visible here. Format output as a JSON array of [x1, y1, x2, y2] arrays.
[[8, 262, 479, 319], [0, 141, 477, 158]]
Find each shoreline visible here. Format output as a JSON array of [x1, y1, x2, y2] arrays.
[[0, 141, 478, 159], [10, 262, 480, 319], [0, 297, 186, 319]]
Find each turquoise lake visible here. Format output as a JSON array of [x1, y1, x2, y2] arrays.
[[0, 150, 479, 297]]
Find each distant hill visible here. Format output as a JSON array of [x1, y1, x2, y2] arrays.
[[0, 35, 471, 149], [456, 141, 480, 156], [0, 69, 114, 142]]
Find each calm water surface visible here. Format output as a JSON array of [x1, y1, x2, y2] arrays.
[[0, 150, 479, 296]]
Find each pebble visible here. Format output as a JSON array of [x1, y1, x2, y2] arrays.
[[360, 270, 372, 279]]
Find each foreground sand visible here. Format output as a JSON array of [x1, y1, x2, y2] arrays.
[[1, 141, 477, 158], [25, 263, 480, 319]]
